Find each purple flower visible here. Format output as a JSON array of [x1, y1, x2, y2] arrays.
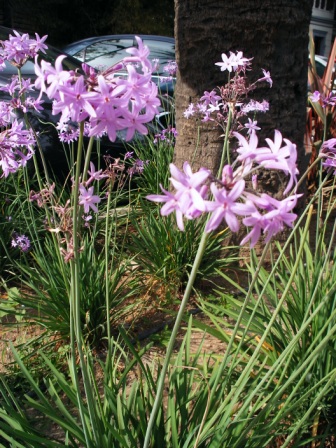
[[11, 233, 31, 252], [55, 75, 99, 122], [82, 214, 93, 228], [0, 120, 35, 177], [310, 91, 321, 102], [144, 48, 305, 249], [128, 158, 149, 176], [258, 130, 299, 194], [244, 118, 261, 135], [234, 130, 299, 195], [163, 60, 178, 76], [215, 51, 252, 73], [205, 180, 253, 233], [240, 99, 269, 114], [34, 37, 160, 144], [124, 151, 134, 160], [321, 138, 336, 151], [147, 162, 210, 230], [169, 162, 210, 212], [0, 31, 48, 68], [234, 130, 267, 171], [125, 35, 151, 72], [320, 139, 336, 173], [200, 90, 222, 106], [257, 69, 273, 87], [86, 162, 107, 185], [153, 126, 178, 144], [147, 186, 185, 230], [183, 103, 196, 119], [240, 194, 300, 247], [78, 185, 101, 214], [321, 157, 336, 173], [35, 55, 71, 99]]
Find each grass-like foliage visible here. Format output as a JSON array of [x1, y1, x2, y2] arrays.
[[195, 201, 336, 446], [127, 203, 237, 298], [0, 29, 336, 448]]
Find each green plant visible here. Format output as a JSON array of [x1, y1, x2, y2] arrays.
[[126, 116, 239, 301], [193, 194, 336, 446], [306, 35, 336, 189], [1, 171, 142, 343], [0, 323, 210, 447], [2, 30, 336, 448], [128, 202, 237, 299]]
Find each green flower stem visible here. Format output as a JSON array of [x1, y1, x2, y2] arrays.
[[105, 184, 113, 351], [69, 122, 91, 445], [143, 229, 210, 448], [82, 135, 96, 182], [144, 102, 235, 447], [219, 103, 233, 171], [17, 67, 67, 291], [70, 121, 101, 447], [17, 67, 57, 230]]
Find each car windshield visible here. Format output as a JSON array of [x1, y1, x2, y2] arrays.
[[311, 55, 336, 79], [70, 37, 175, 75], [72, 38, 133, 70]]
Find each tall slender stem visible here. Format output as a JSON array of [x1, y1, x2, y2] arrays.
[[105, 184, 113, 353], [219, 103, 233, 172], [143, 230, 209, 448], [144, 99, 235, 447], [70, 122, 101, 447]]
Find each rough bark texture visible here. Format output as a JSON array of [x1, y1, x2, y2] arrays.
[[174, 0, 314, 196]]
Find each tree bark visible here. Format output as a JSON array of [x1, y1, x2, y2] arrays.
[[174, 0, 314, 194]]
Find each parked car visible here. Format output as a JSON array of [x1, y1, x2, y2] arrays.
[[63, 34, 176, 96], [0, 26, 172, 181], [308, 54, 336, 93], [313, 54, 335, 78]]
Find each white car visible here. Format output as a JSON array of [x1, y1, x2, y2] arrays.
[[310, 54, 336, 92]]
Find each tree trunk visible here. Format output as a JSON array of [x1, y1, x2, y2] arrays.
[[174, 0, 313, 194]]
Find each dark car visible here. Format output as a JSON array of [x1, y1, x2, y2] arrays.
[[63, 34, 176, 96], [0, 27, 172, 181]]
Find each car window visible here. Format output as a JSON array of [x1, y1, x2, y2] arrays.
[[142, 39, 175, 73], [315, 60, 326, 78], [70, 38, 175, 75], [37, 46, 84, 72], [142, 39, 175, 56], [75, 39, 133, 68]]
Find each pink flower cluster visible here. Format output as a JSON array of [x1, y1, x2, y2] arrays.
[[11, 233, 31, 252], [0, 30, 47, 68], [319, 138, 336, 173], [0, 119, 35, 177], [0, 75, 44, 115], [184, 51, 272, 132], [147, 130, 301, 248], [153, 126, 178, 144], [215, 51, 252, 73], [34, 36, 161, 142], [163, 60, 178, 77], [234, 129, 298, 195], [0, 31, 49, 176], [309, 90, 336, 108]]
